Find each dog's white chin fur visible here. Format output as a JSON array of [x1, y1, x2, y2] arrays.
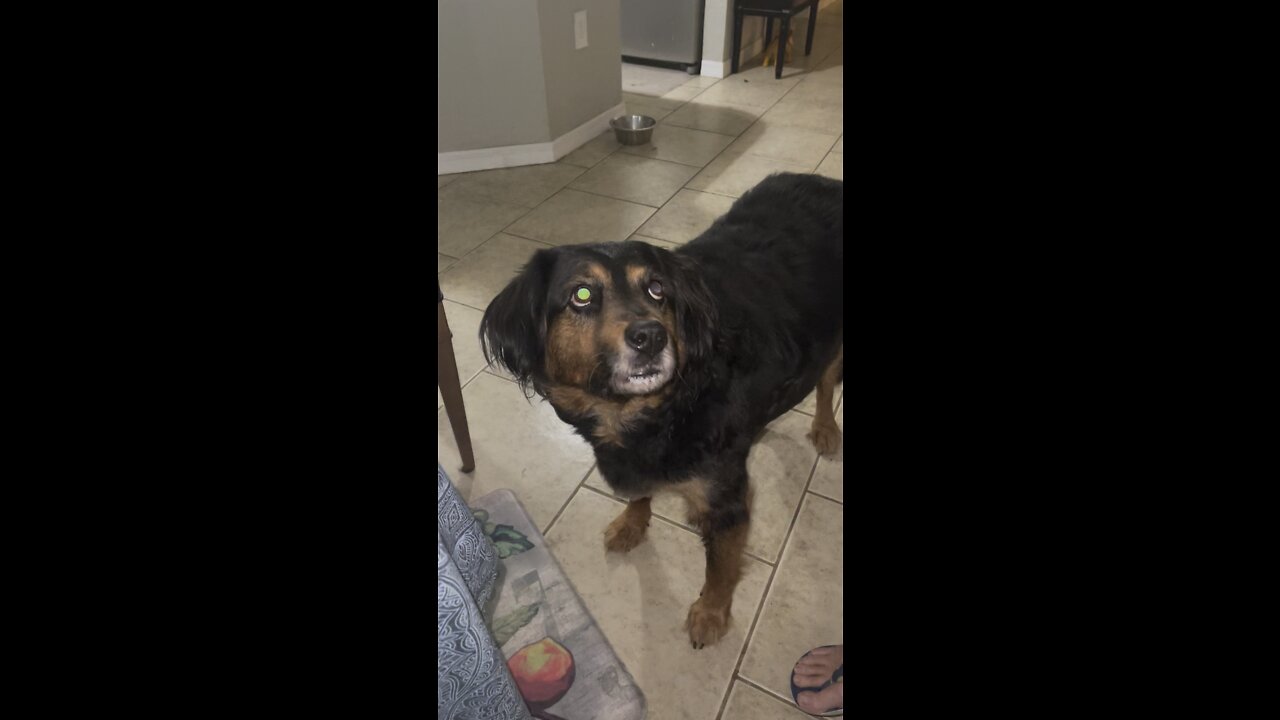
[[610, 347, 676, 396]]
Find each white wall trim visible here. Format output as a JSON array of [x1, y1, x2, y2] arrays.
[[551, 102, 627, 160], [701, 60, 727, 78], [438, 102, 626, 175]]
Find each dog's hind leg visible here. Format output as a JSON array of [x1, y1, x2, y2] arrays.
[[604, 497, 652, 552], [807, 345, 843, 456]]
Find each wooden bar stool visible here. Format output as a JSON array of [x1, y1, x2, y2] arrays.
[[438, 282, 475, 472], [732, 0, 820, 79]]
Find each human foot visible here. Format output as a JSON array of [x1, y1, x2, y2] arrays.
[[791, 645, 843, 717]]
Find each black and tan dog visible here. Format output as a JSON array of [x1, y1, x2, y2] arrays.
[[481, 172, 843, 648]]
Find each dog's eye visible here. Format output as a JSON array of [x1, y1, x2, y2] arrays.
[[571, 286, 593, 307], [647, 280, 664, 301]]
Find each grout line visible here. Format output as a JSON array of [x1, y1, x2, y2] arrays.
[[806, 488, 843, 505], [560, 185, 664, 210], [497, 227, 561, 249], [717, 441, 825, 719], [542, 462, 599, 536], [731, 675, 801, 713], [481, 367, 518, 384], [443, 298, 489, 314]]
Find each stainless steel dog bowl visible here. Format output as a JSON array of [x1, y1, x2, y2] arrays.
[[611, 115, 656, 145]]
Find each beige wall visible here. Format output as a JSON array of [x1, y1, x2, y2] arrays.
[[438, 1, 551, 152], [438, 0, 622, 154], [538, 0, 623, 139]]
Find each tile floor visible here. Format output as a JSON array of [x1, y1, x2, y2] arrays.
[[439, 3, 843, 717]]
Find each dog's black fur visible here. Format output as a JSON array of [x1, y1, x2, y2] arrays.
[[480, 172, 843, 647]]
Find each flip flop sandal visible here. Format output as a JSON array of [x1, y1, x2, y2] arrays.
[[790, 645, 844, 717]]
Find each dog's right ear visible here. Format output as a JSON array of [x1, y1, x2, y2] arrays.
[[479, 247, 560, 395]]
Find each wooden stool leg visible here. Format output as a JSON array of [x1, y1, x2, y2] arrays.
[[805, 0, 818, 55], [777, 17, 790, 79], [732, 11, 744, 74], [765, 17, 774, 48], [438, 301, 475, 473]]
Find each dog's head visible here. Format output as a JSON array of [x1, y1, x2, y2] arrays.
[[481, 241, 716, 400]]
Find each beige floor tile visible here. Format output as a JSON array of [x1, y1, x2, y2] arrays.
[[622, 65, 692, 98], [437, 372, 595, 531], [793, 383, 844, 416], [583, 410, 818, 564], [784, 79, 844, 106], [662, 100, 764, 137], [686, 151, 815, 197], [441, 299, 489, 387], [505, 189, 655, 246], [436, 186, 531, 258], [814, 56, 844, 79], [722, 680, 814, 719], [568, 153, 699, 208], [742, 411, 823, 562], [437, 175, 457, 189], [738, 493, 844, 700], [623, 92, 685, 113], [445, 163, 585, 209], [832, 136, 843, 153], [559, 130, 622, 169], [437, 253, 457, 274], [808, 403, 844, 502], [618, 124, 735, 168], [682, 75, 721, 89], [694, 79, 794, 109], [660, 85, 705, 102], [624, 99, 673, 122], [636, 188, 736, 244], [437, 300, 489, 412], [437, 233, 548, 311], [759, 98, 844, 135], [482, 361, 518, 384], [544, 489, 772, 720], [728, 123, 840, 167], [814, 152, 843, 180]]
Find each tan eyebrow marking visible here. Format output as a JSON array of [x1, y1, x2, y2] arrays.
[[626, 265, 648, 288]]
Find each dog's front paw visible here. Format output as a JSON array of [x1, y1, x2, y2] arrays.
[[685, 597, 731, 649], [604, 514, 648, 553], [808, 422, 842, 456]]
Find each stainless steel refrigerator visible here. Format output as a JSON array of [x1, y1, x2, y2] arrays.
[[621, 0, 706, 74]]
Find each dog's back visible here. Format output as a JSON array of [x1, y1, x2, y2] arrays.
[[678, 172, 843, 424]]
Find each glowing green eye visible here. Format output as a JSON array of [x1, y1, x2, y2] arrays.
[[572, 286, 593, 306], [577, 287, 591, 301]]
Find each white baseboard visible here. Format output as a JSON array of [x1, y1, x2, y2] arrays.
[[703, 36, 768, 80], [437, 102, 626, 175], [550, 102, 627, 160]]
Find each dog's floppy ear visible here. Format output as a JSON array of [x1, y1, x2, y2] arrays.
[[659, 250, 718, 367], [480, 247, 560, 394]]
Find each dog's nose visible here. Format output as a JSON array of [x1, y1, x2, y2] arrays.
[[625, 320, 667, 355]]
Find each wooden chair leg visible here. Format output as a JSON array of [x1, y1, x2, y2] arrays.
[[806, 0, 818, 55], [438, 301, 475, 473], [732, 12, 744, 74], [777, 18, 790, 79]]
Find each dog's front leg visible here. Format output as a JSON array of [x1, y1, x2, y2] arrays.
[[604, 497, 652, 552], [686, 473, 750, 649]]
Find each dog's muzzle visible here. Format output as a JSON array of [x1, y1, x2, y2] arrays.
[[611, 321, 676, 395]]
